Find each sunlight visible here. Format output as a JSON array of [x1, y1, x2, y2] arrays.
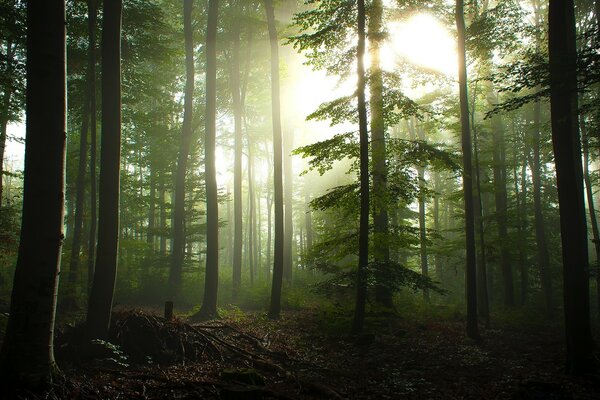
[[386, 14, 457, 77]]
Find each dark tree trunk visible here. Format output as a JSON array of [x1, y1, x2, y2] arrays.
[[0, 0, 65, 386], [159, 175, 167, 255], [456, 0, 479, 340], [473, 121, 489, 327], [87, 0, 98, 291], [86, 0, 122, 340], [433, 172, 443, 283], [305, 193, 313, 253], [69, 0, 98, 285], [369, 0, 392, 308], [283, 130, 294, 282], [548, 0, 594, 375], [230, 9, 243, 298], [491, 113, 514, 307], [170, 0, 195, 299], [265, 0, 284, 319], [417, 124, 429, 302], [352, 0, 369, 334], [580, 116, 600, 318], [199, 0, 220, 319], [147, 167, 156, 250]]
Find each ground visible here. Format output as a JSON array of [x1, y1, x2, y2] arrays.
[[10, 307, 600, 399]]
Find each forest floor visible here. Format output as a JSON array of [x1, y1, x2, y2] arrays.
[[11, 306, 600, 399]]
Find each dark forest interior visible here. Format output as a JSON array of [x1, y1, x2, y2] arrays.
[[1, 0, 600, 398]]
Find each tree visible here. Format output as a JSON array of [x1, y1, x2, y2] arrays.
[[170, 0, 195, 299], [548, 0, 594, 375], [87, 0, 99, 291], [352, 0, 369, 334], [456, 0, 479, 340], [0, 0, 65, 386], [230, 0, 243, 299], [265, 0, 284, 319], [69, 0, 98, 286], [86, 0, 122, 339], [198, 0, 220, 319]]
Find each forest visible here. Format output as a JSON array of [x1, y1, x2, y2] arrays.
[[1, 0, 600, 398]]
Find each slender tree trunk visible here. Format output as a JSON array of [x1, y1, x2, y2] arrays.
[[352, 0, 369, 334], [548, 0, 594, 375], [147, 167, 156, 250], [159, 176, 167, 255], [417, 124, 429, 302], [87, 0, 98, 290], [456, 0, 479, 340], [491, 111, 514, 307], [512, 121, 528, 306], [305, 193, 313, 254], [473, 121, 490, 327], [69, 1, 99, 284], [580, 116, 600, 318], [199, 0, 220, 319], [283, 130, 294, 282], [0, 0, 65, 386], [532, 100, 553, 315], [266, 178, 273, 280], [170, 0, 195, 299], [433, 172, 443, 282], [248, 148, 255, 285], [369, 0, 392, 308], [231, 12, 243, 298], [265, 0, 284, 319], [86, 0, 122, 340]]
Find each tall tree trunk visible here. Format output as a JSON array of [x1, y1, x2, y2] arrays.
[[512, 122, 528, 306], [283, 130, 293, 282], [472, 120, 490, 327], [369, 0, 392, 308], [456, 0, 479, 340], [69, 0, 98, 284], [199, 0, 220, 319], [170, 0, 195, 299], [248, 147, 255, 285], [87, 0, 98, 291], [147, 167, 156, 250], [417, 124, 429, 302], [352, 0, 369, 334], [158, 176, 167, 255], [433, 172, 443, 283], [491, 111, 514, 307], [305, 193, 313, 254], [86, 0, 122, 340], [265, 0, 285, 319], [548, 0, 594, 375], [0, 0, 65, 386], [580, 116, 600, 318], [231, 11, 243, 298]]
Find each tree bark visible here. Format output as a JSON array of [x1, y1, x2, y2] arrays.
[[87, 0, 98, 291], [548, 0, 594, 375], [580, 116, 600, 318], [86, 0, 122, 340], [265, 0, 285, 319], [456, 0, 479, 340], [170, 0, 195, 299], [0, 0, 65, 386], [352, 0, 370, 334], [283, 129, 294, 282], [0, 39, 16, 207], [230, 6, 243, 298], [369, 0, 392, 308], [199, 0, 220, 319]]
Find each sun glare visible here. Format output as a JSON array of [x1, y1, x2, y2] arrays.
[[386, 14, 457, 77]]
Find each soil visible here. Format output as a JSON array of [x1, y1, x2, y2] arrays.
[[11, 308, 600, 399]]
